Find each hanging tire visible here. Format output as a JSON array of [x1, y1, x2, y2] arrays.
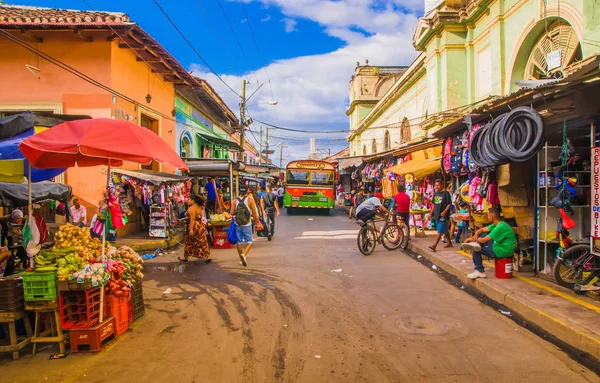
[[553, 245, 598, 288], [357, 226, 377, 256]]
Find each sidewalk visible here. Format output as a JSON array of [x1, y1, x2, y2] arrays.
[[407, 236, 600, 363]]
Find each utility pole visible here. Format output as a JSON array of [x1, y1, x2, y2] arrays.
[[278, 143, 288, 168], [239, 79, 246, 163], [265, 128, 269, 166], [259, 126, 263, 165]]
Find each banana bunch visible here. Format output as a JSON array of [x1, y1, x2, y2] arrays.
[[34, 247, 77, 272]]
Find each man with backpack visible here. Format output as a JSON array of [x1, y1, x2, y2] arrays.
[[260, 185, 280, 241], [231, 185, 263, 267]]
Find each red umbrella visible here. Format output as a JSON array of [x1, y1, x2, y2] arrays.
[[19, 118, 187, 170]]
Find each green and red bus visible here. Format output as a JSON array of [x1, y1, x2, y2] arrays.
[[284, 160, 335, 214]]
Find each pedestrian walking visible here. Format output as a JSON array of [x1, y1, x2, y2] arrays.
[[277, 184, 285, 208], [429, 179, 453, 252], [348, 189, 357, 219], [179, 194, 211, 263], [454, 201, 469, 243], [393, 183, 411, 239], [231, 185, 262, 267], [260, 185, 280, 241], [205, 176, 220, 214]]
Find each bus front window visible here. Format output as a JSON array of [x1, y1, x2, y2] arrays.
[[286, 170, 310, 185], [311, 170, 334, 186]]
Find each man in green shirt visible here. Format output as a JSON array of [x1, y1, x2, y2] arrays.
[[462, 208, 516, 279]]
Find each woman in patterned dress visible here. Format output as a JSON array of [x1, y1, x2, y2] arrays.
[[178, 194, 211, 263]]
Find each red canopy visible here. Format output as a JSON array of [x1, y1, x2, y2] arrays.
[[19, 118, 187, 170]]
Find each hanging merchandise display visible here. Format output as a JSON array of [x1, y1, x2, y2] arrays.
[[469, 107, 545, 167]]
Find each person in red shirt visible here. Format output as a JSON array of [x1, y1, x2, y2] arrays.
[[393, 183, 411, 239], [375, 188, 384, 200]]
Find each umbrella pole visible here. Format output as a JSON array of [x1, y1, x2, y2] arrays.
[[28, 162, 33, 269], [99, 160, 111, 323]]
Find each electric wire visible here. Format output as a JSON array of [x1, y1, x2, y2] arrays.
[[239, 0, 275, 100], [193, 0, 238, 71], [153, 0, 241, 97]]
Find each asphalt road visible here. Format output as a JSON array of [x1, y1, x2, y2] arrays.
[[2, 208, 599, 383]]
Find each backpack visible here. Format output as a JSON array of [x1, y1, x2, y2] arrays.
[[235, 196, 251, 225]]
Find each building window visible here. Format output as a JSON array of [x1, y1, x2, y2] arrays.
[[181, 135, 191, 158], [362, 145, 367, 155], [384, 130, 391, 151], [371, 139, 377, 154], [400, 118, 411, 144]]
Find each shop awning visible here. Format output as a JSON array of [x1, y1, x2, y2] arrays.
[[196, 132, 241, 150], [184, 158, 245, 177], [112, 169, 189, 185], [0, 180, 72, 207], [339, 156, 363, 170], [385, 158, 440, 179]]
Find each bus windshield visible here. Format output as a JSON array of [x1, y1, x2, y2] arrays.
[[311, 170, 334, 186], [286, 170, 310, 185]]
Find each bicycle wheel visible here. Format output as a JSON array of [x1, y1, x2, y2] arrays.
[[399, 222, 410, 250], [553, 245, 599, 289], [357, 225, 377, 256], [382, 224, 403, 251]]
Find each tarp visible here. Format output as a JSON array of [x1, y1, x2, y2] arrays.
[[384, 158, 440, 179], [112, 169, 189, 185], [0, 111, 91, 140], [0, 180, 72, 207]]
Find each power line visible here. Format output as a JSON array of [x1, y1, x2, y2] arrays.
[[239, 0, 274, 100], [249, 117, 349, 134], [153, 0, 240, 97], [193, 0, 238, 71]]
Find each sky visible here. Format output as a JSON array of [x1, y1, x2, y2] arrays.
[[9, 0, 425, 162]]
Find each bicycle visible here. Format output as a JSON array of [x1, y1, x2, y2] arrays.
[[553, 244, 600, 289], [393, 213, 411, 250], [356, 212, 404, 256]]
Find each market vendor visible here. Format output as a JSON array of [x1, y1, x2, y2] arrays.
[[205, 176, 221, 214], [462, 208, 516, 280], [69, 198, 87, 228]]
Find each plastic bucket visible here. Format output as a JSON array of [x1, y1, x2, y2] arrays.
[[495, 258, 513, 279]]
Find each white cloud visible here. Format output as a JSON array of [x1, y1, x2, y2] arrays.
[[282, 18, 297, 33], [260, 14, 271, 22], [194, 1, 422, 161]]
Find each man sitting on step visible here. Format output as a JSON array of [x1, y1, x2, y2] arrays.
[[462, 208, 516, 280]]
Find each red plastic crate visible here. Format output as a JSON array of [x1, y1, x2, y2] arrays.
[[69, 316, 116, 353], [127, 294, 133, 325], [58, 288, 103, 329], [106, 294, 129, 336], [213, 226, 233, 249]]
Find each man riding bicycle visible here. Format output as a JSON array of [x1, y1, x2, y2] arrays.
[[356, 195, 392, 226]]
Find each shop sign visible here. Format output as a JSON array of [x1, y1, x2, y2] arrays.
[[547, 49, 562, 71], [592, 147, 600, 238], [296, 162, 326, 169]]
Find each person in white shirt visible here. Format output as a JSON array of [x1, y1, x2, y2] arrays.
[[70, 198, 87, 228], [355, 196, 391, 223], [277, 184, 285, 208]]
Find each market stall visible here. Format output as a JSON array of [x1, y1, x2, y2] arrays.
[[0, 117, 188, 357], [110, 169, 191, 238]]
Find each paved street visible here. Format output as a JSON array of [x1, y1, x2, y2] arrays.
[[2, 209, 599, 383]]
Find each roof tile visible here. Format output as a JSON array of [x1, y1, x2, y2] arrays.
[[0, 4, 130, 25]]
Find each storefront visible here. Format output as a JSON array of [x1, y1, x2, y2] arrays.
[[110, 169, 191, 239]]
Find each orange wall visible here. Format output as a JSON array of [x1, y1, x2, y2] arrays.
[[0, 30, 178, 220]]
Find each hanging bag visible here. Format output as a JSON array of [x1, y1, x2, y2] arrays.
[[227, 221, 238, 245]]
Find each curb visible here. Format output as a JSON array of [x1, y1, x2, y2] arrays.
[[406, 241, 600, 364], [114, 232, 185, 252]]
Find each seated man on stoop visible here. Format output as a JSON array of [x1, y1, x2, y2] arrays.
[[461, 208, 516, 280]]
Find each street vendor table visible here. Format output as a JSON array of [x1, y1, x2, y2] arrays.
[[208, 220, 233, 249], [0, 309, 33, 360], [410, 209, 431, 238]]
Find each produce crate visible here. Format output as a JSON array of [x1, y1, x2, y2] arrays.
[[69, 316, 116, 353], [0, 277, 24, 312], [127, 295, 133, 325], [58, 288, 103, 329], [57, 279, 94, 291], [22, 272, 58, 302], [131, 280, 144, 321], [106, 295, 129, 336]]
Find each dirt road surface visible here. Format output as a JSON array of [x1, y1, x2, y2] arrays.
[[1, 209, 598, 382]]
